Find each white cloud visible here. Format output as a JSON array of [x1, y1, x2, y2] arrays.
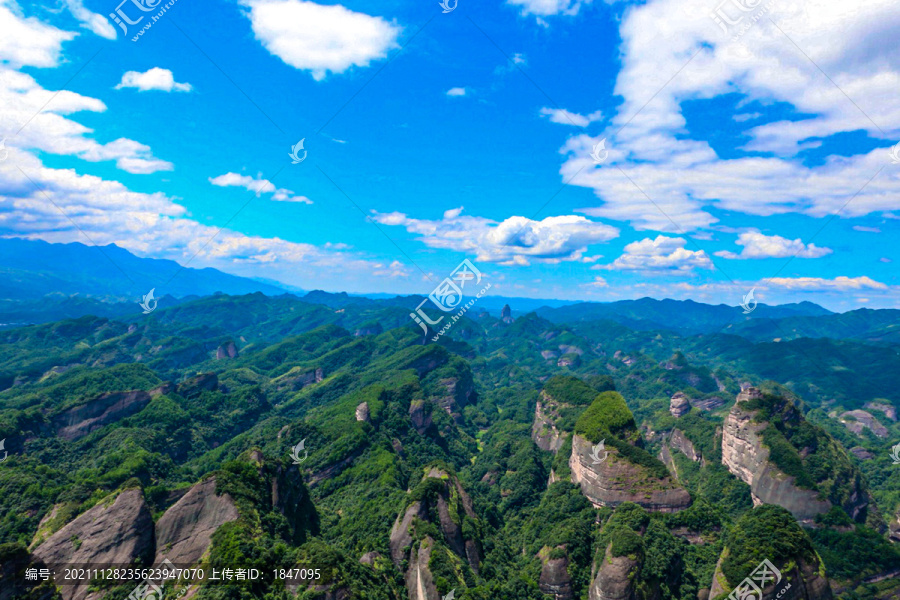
[[446, 87, 467, 97], [540, 107, 603, 127], [0, 68, 172, 174], [115, 68, 193, 92], [209, 172, 312, 204], [766, 276, 888, 291], [558, 0, 900, 234], [371, 208, 619, 265], [239, 0, 401, 81], [63, 0, 116, 39], [506, 0, 592, 18], [714, 232, 832, 259], [0, 0, 74, 68], [853, 225, 881, 232], [600, 235, 714, 272]]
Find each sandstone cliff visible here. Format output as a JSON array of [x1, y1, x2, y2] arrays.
[[532, 391, 566, 453], [721, 387, 869, 522], [588, 544, 639, 600], [538, 546, 574, 600], [154, 477, 239, 566], [389, 468, 481, 599], [32, 489, 154, 600], [570, 434, 691, 512]]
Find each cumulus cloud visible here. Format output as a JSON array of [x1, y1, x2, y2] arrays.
[[0, 0, 74, 68], [62, 0, 116, 39], [559, 0, 900, 233], [115, 68, 193, 92], [371, 207, 619, 265], [239, 0, 401, 81], [209, 172, 312, 204], [715, 232, 832, 259], [766, 276, 888, 291], [0, 69, 172, 174], [446, 87, 467, 97], [540, 107, 603, 127], [599, 235, 714, 272]]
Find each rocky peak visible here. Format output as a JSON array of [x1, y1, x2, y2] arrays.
[[215, 341, 238, 359], [32, 488, 154, 600], [669, 392, 691, 417], [501, 304, 513, 323], [538, 546, 573, 600], [737, 386, 763, 403], [355, 401, 370, 423]]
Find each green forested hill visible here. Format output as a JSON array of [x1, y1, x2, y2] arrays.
[[0, 293, 898, 600]]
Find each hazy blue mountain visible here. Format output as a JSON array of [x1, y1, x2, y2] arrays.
[[536, 297, 832, 334], [0, 237, 288, 301]]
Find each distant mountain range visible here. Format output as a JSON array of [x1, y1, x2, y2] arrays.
[[5, 238, 896, 345]]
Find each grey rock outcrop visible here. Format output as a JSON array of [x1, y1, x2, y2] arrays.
[[51, 383, 171, 441], [670, 392, 691, 418], [215, 341, 238, 359], [532, 391, 566, 453], [570, 435, 691, 512], [409, 400, 432, 435], [839, 410, 889, 438], [356, 402, 370, 423], [154, 477, 239, 567], [177, 372, 218, 398], [667, 429, 703, 463], [32, 489, 154, 600], [538, 546, 573, 600], [865, 401, 897, 421], [588, 544, 639, 600], [721, 388, 831, 521]]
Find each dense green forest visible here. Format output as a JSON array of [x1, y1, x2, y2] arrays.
[[0, 292, 898, 600]]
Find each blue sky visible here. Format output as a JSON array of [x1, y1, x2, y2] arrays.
[[1, 0, 898, 310]]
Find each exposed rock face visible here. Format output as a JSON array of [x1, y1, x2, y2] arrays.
[[890, 506, 900, 543], [588, 544, 638, 600], [501, 304, 513, 324], [865, 401, 897, 421], [850, 447, 874, 461], [667, 429, 703, 463], [33, 489, 154, 600], [356, 402, 370, 423], [154, 477, 239, 566], [389, 469, 481, 578], [538, 546, 573, 600], [721, 388, 831, 521], [691, 396, 726, 412], [177, 372, 218, 398], [709, 554, 832, 600], [569, 435, 691, 512], [558, 355, 580, 368], [215, 341, 238, 359], [276, 367, 325, 392], [409, 400, 432, 435], [541, 350, 559, 360], [434, 376, 475, 420], [53, 390, 151, 441], [670, 392, 691, 418], [532, 391, 565, 453], [51, 382, 172, 441], [839, 410, 889, 438], [405, 536, 439, 600]]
